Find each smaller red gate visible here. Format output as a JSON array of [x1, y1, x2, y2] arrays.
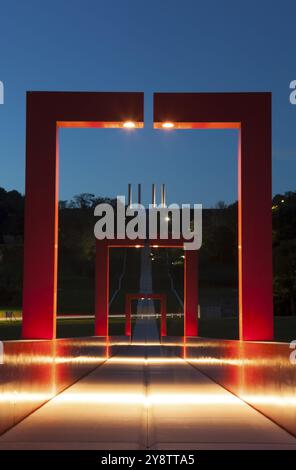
[[125, 293, 167, 337]]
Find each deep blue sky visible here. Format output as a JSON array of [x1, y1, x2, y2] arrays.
[[0, 0, 295, 207]]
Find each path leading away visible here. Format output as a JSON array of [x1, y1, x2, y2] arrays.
[[1, 247, 296, 449], [133, 244, 159, 342]]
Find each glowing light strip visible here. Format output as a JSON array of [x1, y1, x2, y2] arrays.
[[1, 390, 294, 408], [2, 354, 107, 365], [0, 392, 55, 403], [54, 392, 238, 407], [109, 357, 183, 365], [242, 394, 296, 407]]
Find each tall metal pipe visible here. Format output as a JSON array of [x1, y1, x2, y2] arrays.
[[161, 183, 166, 207], [128, 183, 132, 206], [152, 183, 156, 207], [138, 183, 141, 206]]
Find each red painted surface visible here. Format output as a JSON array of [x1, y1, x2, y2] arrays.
[[184, 250, 198, 336], [125, 293, 167, 337], [95, 241, 109, 336], [125, 294, 132, 337], [154, 93, 273, 341], [160, 295, 167, 337], [22, 92, 144, 339], [24, 91, 271, 341]]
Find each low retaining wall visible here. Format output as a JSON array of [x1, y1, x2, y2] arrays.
[[0, 337, 110, 436], [182, 337, 296, 437]]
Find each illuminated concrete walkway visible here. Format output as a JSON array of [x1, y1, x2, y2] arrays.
[[0, 317, 296, 450]]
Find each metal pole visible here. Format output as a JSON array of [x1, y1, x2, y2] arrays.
[[152, 183, 156, 207], [161, 183, 166, 207], [128, 183, 132, 206]]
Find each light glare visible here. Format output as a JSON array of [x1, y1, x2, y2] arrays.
[[123, 121, 136, 128], [162, 122, 175, 129]]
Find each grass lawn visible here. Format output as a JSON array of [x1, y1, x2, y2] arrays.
[[0, 316, 295, 343], [166, 316, 296, 342], [0, 308, 22, 319], [166, 317, 239, 339], [0, 317, 126, 340]]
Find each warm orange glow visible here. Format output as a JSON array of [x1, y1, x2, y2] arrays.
[[154, 121, 241, 130], [0, 391, 55, 404], [123, 120, 136, 129], [2, 351, 108, 366], [161, 121, 175, 129], [53, 390, 238, 407], [57, 120, 143, 129], [110, 357, 183, 365]]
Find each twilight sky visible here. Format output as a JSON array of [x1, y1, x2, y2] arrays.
[[0, 0, 295, 207]]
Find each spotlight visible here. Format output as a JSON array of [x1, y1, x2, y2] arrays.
[[123, 121, 136, 128], [162, 122, 175, 129]]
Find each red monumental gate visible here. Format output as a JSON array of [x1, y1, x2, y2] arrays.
[[154, 92, 273, 341], [125, 293, 167, 337], [22, 91, 273, 342], [22, 92, 144, 340], [95, 239, 198, 337]]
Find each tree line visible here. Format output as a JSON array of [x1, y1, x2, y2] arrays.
[[0, 187, 295, 315]]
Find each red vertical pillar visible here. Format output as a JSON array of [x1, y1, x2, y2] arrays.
[[160, 295, 167, 337], [184, 250, 198, 336], [22, 102, 58, 339], [95, 241, 109, 336], [125, 295, 132, 337], [239, 109, 273, 340]]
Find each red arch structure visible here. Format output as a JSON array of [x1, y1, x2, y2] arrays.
[[95, 239, 198, 338], [125, 293, 167, 337], [154, 92, 273, 341], [22, 91, 272, 341], [22, 92, 144, 340]]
